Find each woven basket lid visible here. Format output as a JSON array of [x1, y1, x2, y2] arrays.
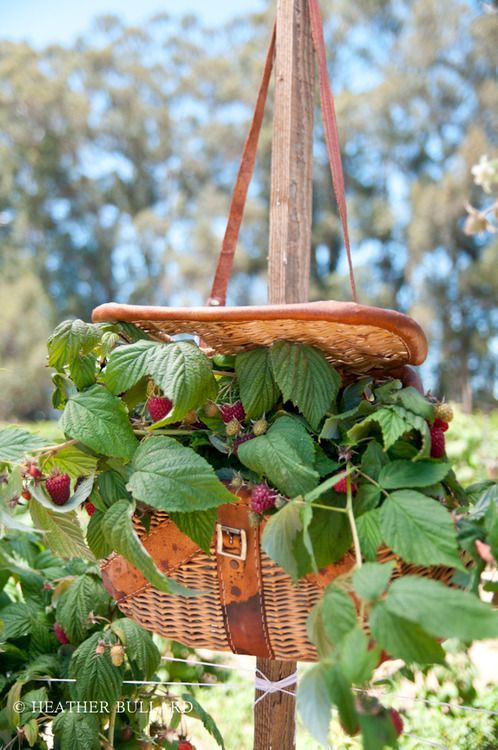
[[91, 300, 427, 376]]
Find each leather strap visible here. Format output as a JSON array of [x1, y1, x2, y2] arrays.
[[208, 0, 356, 306], [215, 494, 274, 658]]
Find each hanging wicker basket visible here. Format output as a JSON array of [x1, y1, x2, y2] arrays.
[[92, 0, 457, 663]]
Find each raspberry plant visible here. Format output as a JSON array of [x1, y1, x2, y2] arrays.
[[1, 318, 498, 749]]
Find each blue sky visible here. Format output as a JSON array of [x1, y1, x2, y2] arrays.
[[0, 0, 266, 45]]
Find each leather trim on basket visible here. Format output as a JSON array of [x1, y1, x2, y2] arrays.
[[216, 499, 274, 659]]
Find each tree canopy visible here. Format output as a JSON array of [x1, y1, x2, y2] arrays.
[[0, 0, 496, 418]]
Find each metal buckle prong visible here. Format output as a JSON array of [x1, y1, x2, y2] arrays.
[[216, 524, 247, 561]]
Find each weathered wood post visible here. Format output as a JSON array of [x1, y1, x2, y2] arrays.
[[253, 0, 315, 747]]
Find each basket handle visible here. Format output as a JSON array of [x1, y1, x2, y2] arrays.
[[208, 0, 356, 306]]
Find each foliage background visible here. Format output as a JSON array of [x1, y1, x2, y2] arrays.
[[0, 0, 497, 422]]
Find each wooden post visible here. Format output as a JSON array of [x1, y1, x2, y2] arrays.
[[253, 1, 314, 749]]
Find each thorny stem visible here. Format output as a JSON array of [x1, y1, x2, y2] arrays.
[[295, 499, 348, 514], [30, 438, 78, 455], [346, 463, 363, 570]]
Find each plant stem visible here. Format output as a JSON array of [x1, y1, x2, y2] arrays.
[[108, 703, 117, 749], [31, 438, 78, 455], [346, 464, 363, 569], [132, 429, 198, 436], [310, 502, 348, 514], [355, 467, 390, 498]]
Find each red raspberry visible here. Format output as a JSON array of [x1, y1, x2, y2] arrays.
[[85, 501, 96, 516], [21, 489, 32, 500], [45, 473, 71, 506], [220, 401, 245, 423], [53, 623, 70, 645], [430, 427, 445, 458], [178, 741, 195, 750], [433, 418, 449, 432], [333, 476, 358, 495], [147, 396, 173, 422], [233, 433, 256, 454], [250, 483, 277, 513], [389, 708, 403, 737], [27, 463, 42, 479]]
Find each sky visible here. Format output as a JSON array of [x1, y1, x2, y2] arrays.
[[0, 0, 266, 45]]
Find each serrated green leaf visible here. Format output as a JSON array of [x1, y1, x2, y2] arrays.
[[293, 499, 352, 576], [271, 341, 341, 428], [360, 440, 388, 481], [385, 575, 498, 640], [57, 575, 108, 642], [111, 618, 160, 680], [356, 509, 383, 561], [52, 709, 100, 750], [326, 665, 358, 736], [42, 446, 98, 480], [235, 347, 280, 418], [0, 427, 46, 462], [297, 662, 333, 746], [128, 436, 236, 512], [97, 469, 132, 507], [6, 681, 24, 728], [19, 688, 48, 722], [394, 387, 435, 420], [353, 562, 395, 601], [69, 353, 98, 390], [320, 586, 357, 647], [183, 693, 226, 749], [86, 509, 113, 558], [22, 717, 39, 747], [101, 499, 200, 596], [0, 603, 33, 638], [380, 490, 461, 568], [237, 417, 318, 496], [348, 406, 408, 450], [104, 340, 157, 394], [314, 445, 339, 477], [28, 500, 94, 561], [261, 500, 302, 580], [69, 631, 123, 702], [339, 626, 379, 684], [48, 319, 101, 371], [169, 508, 217, 554], [379, 460, 450, 489], [60, 385, 138, 459], [370, 601, 445, 664]]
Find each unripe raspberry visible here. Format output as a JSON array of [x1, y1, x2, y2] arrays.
[[250, 483, 277, 513], [53, 623, 70, 645], [182, 410, 198, 425], [435, 403, 454, 423], [21, 489, 32, 500], [95, 640, 106, 656], [430, 427, 446, 458], [204, 401, 219, 418], [27, 463, 43, 479], [110, 643, 125, 666], [225, 418, 242, 437], [252, 418, 268, 436]]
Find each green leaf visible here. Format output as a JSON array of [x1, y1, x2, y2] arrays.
[[261, 501, 302, 580], [104, 340, 157, 394], [385, 575, 498, 641], [169, 508, 217, 554], [271, 341, 341, 428], [52, 710, 100, 750], [29, 501, 94, 561], [297, 663, 332, 746], [57, 575, 107, 642], [111, 618, 160, 680], [48, 319, 101, 371], [348, 406, 408, 449], [235, 347, 280, 418], [102, 500, 200, 596], [0, 427, 46, 462], [394, 387, 435, 420], [237, 417, 318, 496], [148, 341, 218, 423], [42, 446, 98, 480], [379, 460, 450, 489], [360, 441, 388, 481], [314, 445, 339, 477], [370, 601, 445, 664], [70, 631, 123, 702], [22, 718, 39, 747], [356, 509, 383, 561], [60, 385, 138, 459], [69, 353, 98, 390], [358, 710, 399, 750], [380, 490, 461, 568], [183, 693, 226, 749], [354, 484, 382, 515], [0, 603, 33, 638], [320, 586, 357, 647], [353, 562, 395, 601], [97, 469, 132, 507], [339, 626, 379, 684], [86, 510, 114, 558], [128, 436, 236, 512], [293, 499, 352, 576], [326, 665, 358, 736]]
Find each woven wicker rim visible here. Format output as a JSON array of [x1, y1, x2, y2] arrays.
[[92, 300, 428, 373]]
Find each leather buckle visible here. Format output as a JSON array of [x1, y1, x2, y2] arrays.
[[216, 524, 247, 561]]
